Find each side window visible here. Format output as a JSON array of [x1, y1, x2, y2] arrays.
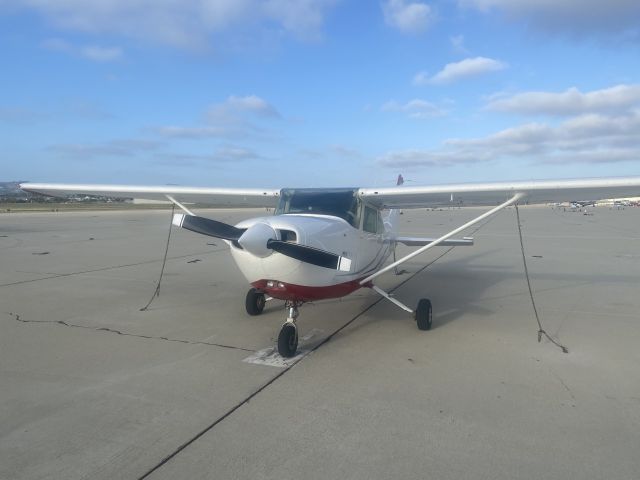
[[363, 206, 377, 233]]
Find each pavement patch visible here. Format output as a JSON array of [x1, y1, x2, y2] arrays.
[[243, 329, 324, 367]]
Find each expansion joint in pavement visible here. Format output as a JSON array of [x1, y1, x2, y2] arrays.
[[4, 312, 254, 352], [0, 249, 227, 288]]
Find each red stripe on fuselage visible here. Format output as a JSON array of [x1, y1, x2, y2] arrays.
[[251, 278, 371, 302]]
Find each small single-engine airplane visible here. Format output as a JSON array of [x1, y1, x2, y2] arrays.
[[21, 176, 640, 357]]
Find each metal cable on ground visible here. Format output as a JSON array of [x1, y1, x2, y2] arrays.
[[514, 204, 569, 353], [140, 204, 175, 311]]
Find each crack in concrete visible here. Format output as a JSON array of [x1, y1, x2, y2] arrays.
[[0, 249, 228, 288], [5, 312, 254, 352], [550, 368, 577, 402]]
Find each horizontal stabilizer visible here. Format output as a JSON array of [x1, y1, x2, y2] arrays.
[[396, 236, 474, 247]]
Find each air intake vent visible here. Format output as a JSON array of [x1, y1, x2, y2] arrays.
[[278, 229, 297, 243]]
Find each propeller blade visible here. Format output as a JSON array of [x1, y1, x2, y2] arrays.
[[267, 239, 351, 271], [173, 214, 352, 271], [173, 214, 245, 241]]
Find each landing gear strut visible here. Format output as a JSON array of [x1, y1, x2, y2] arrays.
[[277, 302, 300, 358], [371, 285, 433, 331]]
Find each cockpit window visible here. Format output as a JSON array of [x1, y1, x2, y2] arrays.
[[276, 188, 360, 227]]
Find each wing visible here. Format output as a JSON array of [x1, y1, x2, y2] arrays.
[[358, 176, 640, 208], [19, 183, 280, 208]]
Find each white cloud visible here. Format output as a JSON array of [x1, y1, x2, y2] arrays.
[[414, 57, 507, 85], [378, 110, 640, 167], [447, 112, 640, 156], [378, 149, 484, 167], [9, 0, 338, 49], [381, 99, 446, 118], [298, 145, 363, 161], [205, 95, 280, 132], [539, 149, 640, 165], [48, 136, 262, 165], [48, 139, 162, 159], [155, 126, 239, 139], [264, 0, 338, 41], [382, 0, 434, 34], [154, 147, 261, 166], [156, 95, 279, 140], [460, 0, 640, 39], [487, 85, 640, 116], [222, 95, 281, 118]]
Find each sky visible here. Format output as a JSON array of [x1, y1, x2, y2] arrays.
[[1, 0, 640, 188]]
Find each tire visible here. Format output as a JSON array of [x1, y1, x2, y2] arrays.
[[415, 298, 433, 331], [245, 288, 266, 316], [278, 323, 298, 358]]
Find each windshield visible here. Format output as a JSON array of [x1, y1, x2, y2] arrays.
[[276, 188, 360, 227]]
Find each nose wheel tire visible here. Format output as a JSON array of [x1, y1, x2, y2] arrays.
[[415, 298, 433, 331], [245, 288, 266, 315], [278, 323, 298, 358]]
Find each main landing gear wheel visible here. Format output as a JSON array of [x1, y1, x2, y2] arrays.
[[415, 298, 433, 331], [278, 323, 298, 358], [245, 288, 266, 316]]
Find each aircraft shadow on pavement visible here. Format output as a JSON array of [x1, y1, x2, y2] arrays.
[[326, 248, 639, 342]]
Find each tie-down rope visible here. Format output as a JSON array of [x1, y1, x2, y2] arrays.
[[514, 203, 569, 354], [140, 204, 175, 311]]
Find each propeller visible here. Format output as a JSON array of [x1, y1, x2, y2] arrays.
[[172, 213, 351, 271], [173, 213, 245, 241], [267, 239, 342, 270]]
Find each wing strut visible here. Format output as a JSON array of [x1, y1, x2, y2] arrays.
[[165, 195, 195, 216], [371, 285, 414, 313], [361, 193, 525, 285]]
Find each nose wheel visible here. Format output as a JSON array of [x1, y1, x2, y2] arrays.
[[278, 323, 298, 357], [277, 303, 300, 358]]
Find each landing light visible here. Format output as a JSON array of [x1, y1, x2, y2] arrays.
[[266, 280, 285, 289]]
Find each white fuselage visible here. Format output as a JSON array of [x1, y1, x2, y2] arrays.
[[228, 212, 396, 301]]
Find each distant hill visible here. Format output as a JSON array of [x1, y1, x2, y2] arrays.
[[0, 181, 29, 198], [0, 182, 129, 203]]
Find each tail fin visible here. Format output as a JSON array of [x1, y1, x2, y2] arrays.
[[385, 174, 404, 234]]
